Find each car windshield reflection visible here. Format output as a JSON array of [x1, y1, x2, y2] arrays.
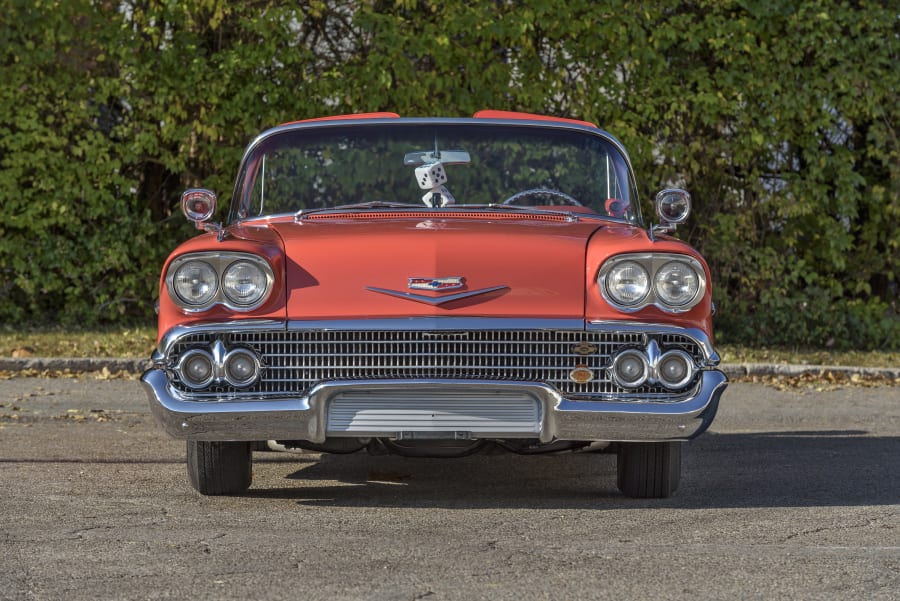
[[233, 123, 639, 223]]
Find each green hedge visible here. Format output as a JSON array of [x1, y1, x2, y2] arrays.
[[1, 0, 897, 350]]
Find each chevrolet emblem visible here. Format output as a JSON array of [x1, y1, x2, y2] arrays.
[[408, 277, 464, 291], [572, 342, 599, 355]]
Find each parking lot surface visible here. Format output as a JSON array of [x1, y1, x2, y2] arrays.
[[1, 377, 898, 600]]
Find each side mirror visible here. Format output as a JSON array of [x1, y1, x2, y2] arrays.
[[181, 189, 218, 224], [656, 189, 691, 224], [181, 189, 225, 240], [651, 189, 691, 239]]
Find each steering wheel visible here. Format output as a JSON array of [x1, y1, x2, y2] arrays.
[[501, 188, 582, 206]]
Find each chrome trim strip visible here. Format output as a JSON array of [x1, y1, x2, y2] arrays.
[[142, 370, 727, 443], [153, 318, 720, 366], [365, 285, 508, 306]]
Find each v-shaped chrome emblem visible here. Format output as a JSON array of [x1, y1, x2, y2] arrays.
[[365, 285, 508, 306]]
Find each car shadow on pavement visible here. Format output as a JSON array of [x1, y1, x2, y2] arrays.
[[245, 430, 900, 509]]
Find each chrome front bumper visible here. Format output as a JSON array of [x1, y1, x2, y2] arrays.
[[141, 368, 727, 444]]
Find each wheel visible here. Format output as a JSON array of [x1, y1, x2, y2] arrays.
[[616, 441, 682, 498], [186, 440, 252, 495], [501, 188, 582, 206]]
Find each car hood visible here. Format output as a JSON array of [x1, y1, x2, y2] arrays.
[[269, 215, 607, 320]]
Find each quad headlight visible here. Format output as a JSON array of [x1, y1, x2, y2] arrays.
[[654, 261, 701, 307], [172, 261, 218, 307], [611, 348, 650, 388], [222, 260, 269, 307], [599, 253, 706, 313], [608, 344, 698, 391], [173, 343, 263, 390], [223, 347, 262, 387], [166, 252, 274, 312], [176, 349, 216, 389], [605, 261, 650, 307]]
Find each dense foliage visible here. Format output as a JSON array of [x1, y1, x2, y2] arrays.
[[1, 0, 897, 349]]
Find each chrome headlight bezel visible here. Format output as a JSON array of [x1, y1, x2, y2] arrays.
[[166, 252, 275, 312], [598, 253, 707, 313]]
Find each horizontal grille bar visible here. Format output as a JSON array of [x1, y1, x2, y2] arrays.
[[167, 329, 703, 400]]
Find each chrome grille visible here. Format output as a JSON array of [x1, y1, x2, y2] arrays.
[[167, 329, 704, 399]]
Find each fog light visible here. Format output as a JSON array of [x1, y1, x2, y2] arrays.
[[223, 348, 260, 388], [611, 349, 649, 388], [177, 350, 215, 389], [657, 350, 695, 389]]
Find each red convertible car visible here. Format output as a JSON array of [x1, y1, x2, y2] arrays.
[[142, 110, 727, 498]]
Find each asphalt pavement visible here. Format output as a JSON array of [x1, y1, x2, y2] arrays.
[[0, 375, 897, 600]]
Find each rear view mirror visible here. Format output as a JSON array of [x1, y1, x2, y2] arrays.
[[403, 150, 471, 166]]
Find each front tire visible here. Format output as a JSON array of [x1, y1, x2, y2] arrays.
[[187, 441, 252, 495], [616, 441, 682, 498]]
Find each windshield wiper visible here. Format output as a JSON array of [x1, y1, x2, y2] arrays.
[[296, 201, 424, 219]]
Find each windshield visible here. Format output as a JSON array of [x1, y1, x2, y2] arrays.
[[232, 122, 640, 223]]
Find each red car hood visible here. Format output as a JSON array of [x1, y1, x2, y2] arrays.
[[270, 216, 604, 320]]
